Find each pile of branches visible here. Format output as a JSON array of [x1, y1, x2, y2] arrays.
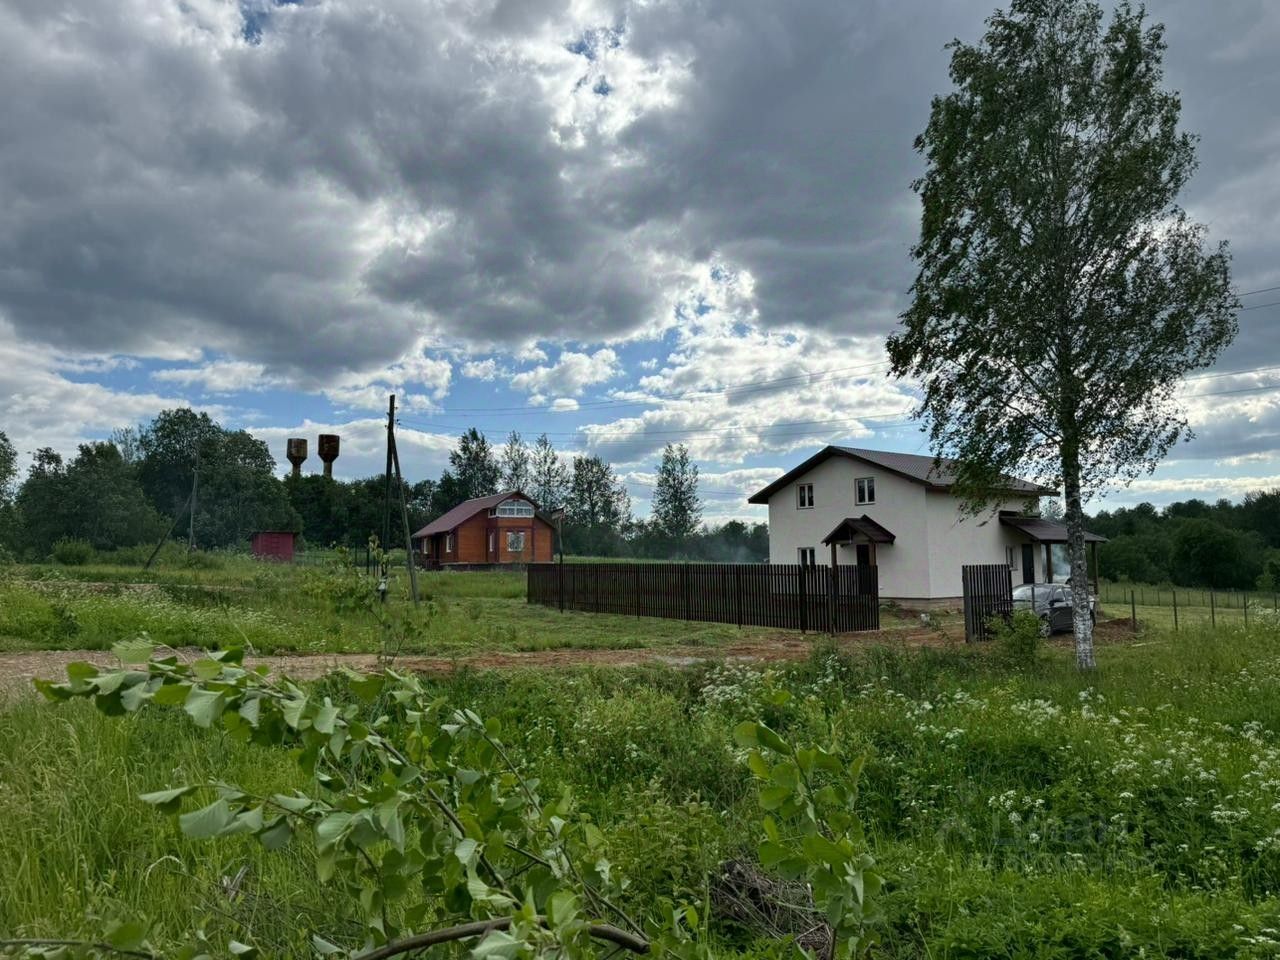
[[711, 859, 833, 960]]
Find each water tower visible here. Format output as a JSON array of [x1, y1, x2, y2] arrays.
[[318, 434, 340, 478], [286, 438, 308, 478]]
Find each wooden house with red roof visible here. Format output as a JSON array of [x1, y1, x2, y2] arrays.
[[411, 491, 556, 568]]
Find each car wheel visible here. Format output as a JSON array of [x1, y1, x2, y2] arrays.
[[1038, 615, 1051, 638]]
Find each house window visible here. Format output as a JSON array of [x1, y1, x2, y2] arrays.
[[855, 477, 875, 505], [506, 530, 526, 553], [797, 547, 816, 567], [494, 499, 535, 518], [797, 483, 815, 509], [445, 533, 454, 553], [1006, 545, 1019, 570]]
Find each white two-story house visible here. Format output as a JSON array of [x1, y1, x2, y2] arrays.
[[748, 446, 1105, 605]]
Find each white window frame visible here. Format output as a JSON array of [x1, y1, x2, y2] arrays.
[[796, 483, 815, 509], [855, 476, 876, 505], [506, 530, 526, 553], [1006, 545, 1019, 570], [445, 533, 454, 553], [493, 499, 535, 518], [797, 546, 816, 567]]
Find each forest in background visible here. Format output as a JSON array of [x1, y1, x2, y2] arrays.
[[2, 407, 1278, 587], [0, 410, 766, 564]]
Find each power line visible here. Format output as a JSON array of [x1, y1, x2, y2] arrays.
[[1242, 299, 1280, 312], [1238, 284, 1280, 298]]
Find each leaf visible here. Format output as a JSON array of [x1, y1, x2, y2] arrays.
[[453, 837, 479, 864], [346, 672, 385, 702], [179, 798, 235, 839], [758, 785, 792, 811], [183, 687, 225, 728], [281, 694, 308, 729], [270, 793, 313, 813], [104, 919, 147, 952], [153, 682, 192, 706], [313, 699, 339, 735], [66, 661, 99, 687], [228, 942, 257, 959], [139, 785, 197, 815], [112, 637, 155, 664], [258, 816, 292, 851], [192, 659, 224, 682], [316, 811, 354, 849], [472, 930, 522, 960], [733, 721, 760, 748], [310, 935, 343, 956], [238, 694, 261, 727]]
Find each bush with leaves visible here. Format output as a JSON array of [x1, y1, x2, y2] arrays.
[[12, 642, 879, 960], [50, 537, 94, 566], [988, 610, 1043, 671]]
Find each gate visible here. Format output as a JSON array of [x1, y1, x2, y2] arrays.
[[962, 563, 1013, 642]]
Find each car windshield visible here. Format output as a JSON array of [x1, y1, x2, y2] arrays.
[[1012, 584, 1049, 600]]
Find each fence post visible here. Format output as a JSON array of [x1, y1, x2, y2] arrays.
[[736, 566, 744, 628], [558, 561, 564, 612], [799, 563, 808, 634], [1210, 589, 1216, 627], [635, 565, 641, 618], [1172, 590, 1178, 631], [828, 565, 837, 636], [684, 563, 691, 622], [1130, 589, 1136, 631]]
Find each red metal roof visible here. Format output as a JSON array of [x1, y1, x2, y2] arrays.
[[411, 491, 551, 540]]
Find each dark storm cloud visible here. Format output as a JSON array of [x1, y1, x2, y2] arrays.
[[0, 0, 1277, 418]]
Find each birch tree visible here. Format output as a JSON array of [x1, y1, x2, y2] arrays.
[[888, 0, 1237, 668]]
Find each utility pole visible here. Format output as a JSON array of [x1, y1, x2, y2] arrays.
[[383, 394, 395, 555], [390, 428, 420, 606], [189, 448, 199, 552]]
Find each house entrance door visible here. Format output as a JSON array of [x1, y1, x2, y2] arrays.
[[855, 543, 872, 567], [1021, 544, 1035, 583]]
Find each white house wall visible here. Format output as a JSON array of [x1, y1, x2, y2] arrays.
[[765, 456, 932, 598], [923, 491, 1037, 599]]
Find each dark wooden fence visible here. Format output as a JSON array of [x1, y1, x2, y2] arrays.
[[962, 563, 1014, 642], [527, 562, 879, 633]]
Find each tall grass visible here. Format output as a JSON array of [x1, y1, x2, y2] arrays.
[[6, 623, 1280, 955]]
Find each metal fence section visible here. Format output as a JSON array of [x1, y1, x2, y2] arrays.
[[962, 563, 1014, 642], [527, 562, 879, 633]]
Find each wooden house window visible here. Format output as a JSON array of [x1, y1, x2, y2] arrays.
[[855, 477, 875, 505], [506, 531, 526, 553], [494, 499, 535, 518], [797, 547, 816, 566], [797, 483, 814, 509], [445, 533, 454, 554]]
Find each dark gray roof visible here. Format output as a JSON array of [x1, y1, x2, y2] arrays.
[[821, 515, 896, 545], [747, 446, 1055, 504], [1000, 515, 1107, 543]]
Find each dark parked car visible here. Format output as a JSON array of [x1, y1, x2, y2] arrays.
[[1012, 583, 1097, 635]]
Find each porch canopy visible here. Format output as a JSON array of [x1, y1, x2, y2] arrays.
[[998, 515, 1107, 543], [821, 515, 896, 546]]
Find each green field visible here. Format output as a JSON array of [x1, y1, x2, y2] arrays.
[[0, 554, 774, 656], [6, 559, 1280, 956]]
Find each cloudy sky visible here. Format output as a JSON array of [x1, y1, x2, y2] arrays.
[[3, 0, 1279, 521]]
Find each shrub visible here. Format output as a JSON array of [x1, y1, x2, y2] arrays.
[[49, 537, 93, 566], [989, 609, 1042, 670]]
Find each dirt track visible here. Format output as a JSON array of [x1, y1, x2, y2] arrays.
[[0, 631, 952, 695], [0, 618, 1139, 697]]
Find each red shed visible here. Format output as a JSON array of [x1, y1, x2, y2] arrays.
[[251, 530, 297, 562]]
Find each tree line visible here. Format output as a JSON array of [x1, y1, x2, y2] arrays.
[[1090, 493, 1280, 591], [0, 413, 765, 563]]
